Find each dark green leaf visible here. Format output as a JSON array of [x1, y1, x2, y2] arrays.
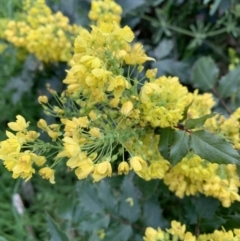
[[77, 181, 103, 214], [143, 198, 167, 228], [89, 232, 100, 241], [218, 67, 240, 98], [190, 130, 240, 164], [98, 180, 117, 212], [80, 214, 110, 232], [158, 127, 174, 160], [194, 196, 220, 219], [191, 57, 219, 91], [119, 175, 140, 222], [185, 113, 216, 129], [104, 224, 132, 241], [200, 216, 226, 232], [224, 215, 240, 229], [46, 213, 69, 241], [170, 131, 189, 165], [153, 59, 190, 83], [152, 39, 173, 59]]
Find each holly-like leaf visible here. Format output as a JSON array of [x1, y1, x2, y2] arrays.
[[218, 67, 240, 98], [142, 198, 167, 228], [191, 57, 219, 91], [158, 127, 174, 160], [185, 113, 216, 129], [77, 180, 103, 214], [170, 131, 189, 165], [190, 130, 240, 164], [46, 213, 69, 241]]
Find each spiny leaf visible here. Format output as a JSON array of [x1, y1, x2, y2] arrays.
[[46, 213, 69, 241], [191, 57, 219, 91], [185, 113, 216, 129], [190, 130, 240, 164], [170, 131, 189, 165]]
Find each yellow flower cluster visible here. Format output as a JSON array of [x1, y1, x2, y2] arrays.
[[4, 0, 80, 63], [1, 0, 239, 212], [144, 220, 240, 241], [140, 76, 191, 128], [89, 0, 122, 25], [205, 107, 240, 149], [188, 92, 215, 119], [164, 153, 240, 207], [0, 115, 55, 183]]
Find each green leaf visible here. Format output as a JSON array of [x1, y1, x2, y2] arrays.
[[218, 67, 240, 98], [191, 57, 219, 91], [46, 213, 69, 241], [200, 216, 226, 232], [77, 180, 104, 214], [194, 196, 220, 220], [190, 130, 240, 164], [117, 0, 144, 15], [185, 113, 216, 129], [179, 101, 193, 122], [224, 215, 240, 229], [98, 179, 117, 212], [89, 232, 100, 241], [80, 214, 110, 232], [104, 224, 132, 241], [153, 59, 190, 83], [158, 127, 174, 160], [119, 175, 140, 222], [209, 0, 222, 15], [143, 198, 167, 228], [153, 39, 173, 59], [170, 131, 189, 165]]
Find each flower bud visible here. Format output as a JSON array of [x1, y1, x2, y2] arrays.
[[121, 101, 133, 116], [38, 95, 48, 104]]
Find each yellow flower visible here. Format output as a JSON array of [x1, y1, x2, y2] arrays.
[[37, 119, 48, 130], [129, 156, 146, 172], [0, 131, 25, 159], [118, 161, 130, 175], [75, 159, 94, 179], [184, 232, 196, 241], [11, 153, 35, 181], [39, 167, 55, 184], [167, 220, 186, 240], [143, 227, 158, 241], [38, 95, 48, 104], [148, 160, 170, 179], [8, 115, 29, 132], [92, 161, 112, 182], [121, 101, 133, 116], [33, 155, 47, 166], [89, 127, 101, 138], [146, 68, 157, 79]]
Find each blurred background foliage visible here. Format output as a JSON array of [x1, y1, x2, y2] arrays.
[[0, 0, 240, 240]]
